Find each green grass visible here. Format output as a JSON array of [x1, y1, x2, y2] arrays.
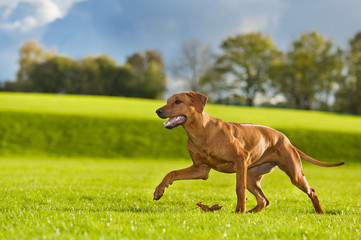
[[1, 93, 360, 239], [1, 92, 361, 133], [1, 92, 361, 162], [0, 157, 360, 239]]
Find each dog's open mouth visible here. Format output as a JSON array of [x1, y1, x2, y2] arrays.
[[163, 115, 187, 129]]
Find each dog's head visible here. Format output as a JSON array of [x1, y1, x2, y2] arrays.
[[156, 92, 208, 129]]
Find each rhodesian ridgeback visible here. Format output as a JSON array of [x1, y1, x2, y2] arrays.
[[154, 92, 344, 214]]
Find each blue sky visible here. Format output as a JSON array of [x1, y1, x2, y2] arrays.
[[1, 0, 361, 82]]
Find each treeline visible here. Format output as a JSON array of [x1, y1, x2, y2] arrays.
[[173, 31, 361, 114], [1, 30, 361, 114], [2, 41, 166, 99]]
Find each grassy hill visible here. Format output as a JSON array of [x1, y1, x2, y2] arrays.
[[0, 93, 360, 239], [1, 92, 361, 162]]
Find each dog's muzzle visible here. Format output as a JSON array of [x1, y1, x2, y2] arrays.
[[163, 115, 187, 129], [156, 107, 166, 119], [156, 107, 187, 129]]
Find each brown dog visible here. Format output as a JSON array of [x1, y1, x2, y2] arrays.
[[154, 92, 344, 214]]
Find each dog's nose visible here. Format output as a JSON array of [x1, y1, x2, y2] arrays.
[[156, 108, 163, 116]]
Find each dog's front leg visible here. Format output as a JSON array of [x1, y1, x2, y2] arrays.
[[153, 164, 210, 200], [235, 157, 248, 213]]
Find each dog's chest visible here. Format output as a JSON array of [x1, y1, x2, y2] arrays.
[[204, 152, 236, 173], [190, 141, 236, 173]]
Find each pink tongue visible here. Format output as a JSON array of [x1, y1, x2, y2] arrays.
[[164, 116, 185, 128], [164, 117, 177, 127], [169, 117, 178, 124]]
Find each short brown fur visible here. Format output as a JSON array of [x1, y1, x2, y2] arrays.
[[154, 92, 344, 214]]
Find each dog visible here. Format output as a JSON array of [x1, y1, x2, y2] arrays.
[[154, 92, 344, 214]]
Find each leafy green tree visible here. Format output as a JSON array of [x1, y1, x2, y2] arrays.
[[334, 32, 361, 114], [78, 56, 102, 95], [4, 40, 165, 99], [271, 31, 343, 110], [217, 33, 281, 106], [30, 56, 75, 93], [126, 53, 145, 74], [108, 64, 137, 96], [141, 61, 166, 98], [127, 50, 164, 75], [93, 55, 119, 95], [144, 50, 165, 69], [16, 40, 55, 91], [126, 50, 166, 98]]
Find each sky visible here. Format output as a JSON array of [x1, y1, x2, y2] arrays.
[[1, 0, 361, 86]]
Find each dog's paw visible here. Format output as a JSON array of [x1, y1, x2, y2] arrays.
[[233, 209, 246, 214], [153, 194, 163, 201], [153, 186, 165, 200]]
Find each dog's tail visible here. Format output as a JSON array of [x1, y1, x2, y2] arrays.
[[294, 147, 345, 167]]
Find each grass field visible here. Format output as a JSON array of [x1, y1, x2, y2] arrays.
[[0, 92, 361, 239], [1, 92, 361, 162], [0, 157, 360, 239], [1, 92, 361, 133]]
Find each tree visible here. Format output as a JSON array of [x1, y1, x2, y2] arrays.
[[271, 31, 344, 110], [172, 39, 214, 92], [199, 66, 228, 102], [17, 40, 55, 91], [217, 33, 281, 106], [141, 61, 167, 98], [29, 56, 75, 93], [78, 56, 102, 95], [127, 50, 164, 74], [3, 40, 165, 99], [334, 32, 361, 114], [92, 55, 119, 95], [108, 64, 137, 96], [126, 50, 166, 98]]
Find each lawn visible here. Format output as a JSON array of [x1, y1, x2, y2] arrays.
[[0, 157, 360, 239], [0, 92, 360, 239], [1, 92, 361, 162], [1, 92, 361, 133]]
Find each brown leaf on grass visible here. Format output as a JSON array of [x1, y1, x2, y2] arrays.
[[197, 202, 222, 212]]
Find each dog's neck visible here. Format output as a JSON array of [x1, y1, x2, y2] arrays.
[[183, 111, 211, 142]]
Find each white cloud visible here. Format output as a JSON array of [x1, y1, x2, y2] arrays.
[[238, 15, 269, 33], [0, 0, 85, 32], [234, 0, 287, 35]]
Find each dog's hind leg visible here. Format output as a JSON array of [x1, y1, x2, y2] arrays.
[[247, 162, 277, 213], [278, 146, 325, 214]]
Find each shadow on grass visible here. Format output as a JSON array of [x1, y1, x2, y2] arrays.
[[325, 209, 345, 215], [50, 201, 192, 214], [51, 206, 161, 213]]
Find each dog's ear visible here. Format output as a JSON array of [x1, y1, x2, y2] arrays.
[[187, 92, 208, 113]]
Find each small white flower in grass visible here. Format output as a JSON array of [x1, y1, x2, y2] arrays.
[[163, 228, 166, 233]]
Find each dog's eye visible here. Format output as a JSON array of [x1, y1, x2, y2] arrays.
[[175, 100, 182, 104]]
